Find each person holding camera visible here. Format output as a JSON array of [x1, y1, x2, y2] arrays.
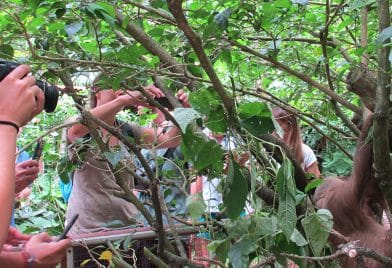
[[64, 81, 183, 234], [0, 64, 44, 246], [0, 64, 70, 266]]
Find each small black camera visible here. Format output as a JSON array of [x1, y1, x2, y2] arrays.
[[0, 60, 59, 113], [155, 97, 174, 110]]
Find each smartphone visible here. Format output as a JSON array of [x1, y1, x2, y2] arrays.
[[57, 214, 79, 241], [32, 139, 44, 160]]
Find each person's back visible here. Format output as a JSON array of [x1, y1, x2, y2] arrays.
[[66, 143, 139, 234]]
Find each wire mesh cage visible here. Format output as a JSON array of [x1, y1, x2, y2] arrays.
[[63, 226, 202, 268]]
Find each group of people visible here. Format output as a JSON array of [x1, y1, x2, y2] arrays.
[[1, 63, 321, 267]]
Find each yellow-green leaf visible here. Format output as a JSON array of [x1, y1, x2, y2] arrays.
[[99, 250, 113, 261]]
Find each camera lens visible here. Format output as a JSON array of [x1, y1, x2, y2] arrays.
[[35, 80, 59, 113], [156, 97, 174, 110], [0, 60, 59, 113]]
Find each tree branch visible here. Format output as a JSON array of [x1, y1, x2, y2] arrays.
[[124, 0, 176, 24], [282, 241, 392, 265], [241, 88, 354, 159], [115, 10, 198, 90], [228, 39, 361, 114], [373, 0, 392, 209], [167, 0, 237, 125]]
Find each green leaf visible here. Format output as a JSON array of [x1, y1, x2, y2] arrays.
[[277, 159, 296, 198], [337, 17, 354, 31], [55, 8, 66, 19], [57, 156, 76, 184], [238, 102, 275, 137], [186, 193, 206, 222], [117, 45, 147, 64], [150, 0, 166, 8], [80, 259, 91, 267], [94, 2, 116, 17], [181, 129, 224, 171], [377, 26, 392, 46], [65, 21, 84, 37], [219, 50, 232, 66], [275, 0, 291, 8], [207, 239, 230, 262], [252, 215, 279, 237], [214, 9, 231, 30], [82, 3, 116, 26], [103, 150, 125, 167], [148, 28, 164, 38], [173, 108, 201, 133], [196, 140, 224, 170], [349, 0, 376, 9], [304, 178, 323, 193], [276, 159, 297, 240], [229, 236, 255, 268], [223, 159, 249, 220], [277, 193, 296, 241], [203, 21, 221, 41], [290, 228, 308, 246], [205, 105, 228, 133], [0, 44, 14, 59], [28, 0, 43, 14], [301, 209, 333, 256], [189, 88, 221, 117]]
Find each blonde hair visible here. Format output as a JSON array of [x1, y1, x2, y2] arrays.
[[272, 108, 304, 165]]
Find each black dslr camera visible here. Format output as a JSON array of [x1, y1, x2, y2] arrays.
[[0, 60, 59, 112]]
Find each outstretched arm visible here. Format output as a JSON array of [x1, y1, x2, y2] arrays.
[[68, 87, 164, 143], [67, 96, 128, 142]]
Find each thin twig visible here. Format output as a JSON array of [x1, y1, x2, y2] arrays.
[[143, 247, 170, 268]]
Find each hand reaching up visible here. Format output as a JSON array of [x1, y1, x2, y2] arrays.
[[176, 89, 190, 108]]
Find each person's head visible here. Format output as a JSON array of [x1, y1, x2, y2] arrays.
[[272, 107, 304, 164]]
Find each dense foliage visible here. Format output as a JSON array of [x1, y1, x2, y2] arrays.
[[1, 0, 391, 267]]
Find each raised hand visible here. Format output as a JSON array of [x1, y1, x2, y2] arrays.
[[176, 89, 190, 108], [143, 84, 164, 99]]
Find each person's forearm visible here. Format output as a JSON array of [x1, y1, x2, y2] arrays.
[[0, 126, 17, 249], [67, 98, 124, 142]]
